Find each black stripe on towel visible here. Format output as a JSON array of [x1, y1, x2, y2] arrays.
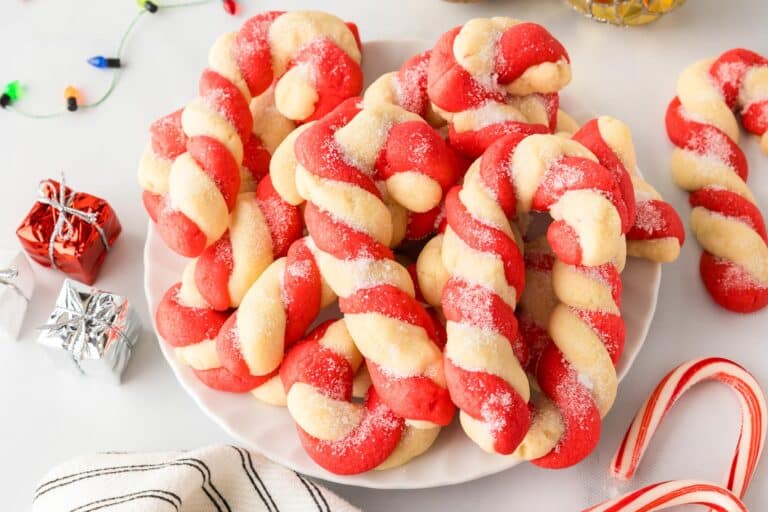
[[35, 460, 227, 512], [295, 472, 324, 512], [243, 448, 280, 512], [307, 478, 330, 512], [231, 446, 274, 512], [70, 489, 181, 512]]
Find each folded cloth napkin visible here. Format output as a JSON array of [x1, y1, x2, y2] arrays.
[[32, 445, 360, 512]]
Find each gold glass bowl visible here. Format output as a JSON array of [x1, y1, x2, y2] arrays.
[[567, 0, 687, 25]]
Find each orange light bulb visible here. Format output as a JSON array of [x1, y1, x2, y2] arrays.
[[64, 85, 82, 112]]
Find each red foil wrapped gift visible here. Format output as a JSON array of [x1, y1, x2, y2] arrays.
[[16, 178, 121, 284]]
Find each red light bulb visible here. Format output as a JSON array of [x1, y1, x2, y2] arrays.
[[222, 0, 237, 15]]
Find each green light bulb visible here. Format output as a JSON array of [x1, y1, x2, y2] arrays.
[[4, 80, 23, 101], [136, 0, 158, 12]]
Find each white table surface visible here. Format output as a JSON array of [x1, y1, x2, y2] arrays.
[[1, 0, 766, 510]]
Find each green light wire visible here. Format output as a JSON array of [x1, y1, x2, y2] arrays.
[[7, 0, 214, 119]]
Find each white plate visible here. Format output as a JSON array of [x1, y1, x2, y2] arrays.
[[143, 39, 661, 489]]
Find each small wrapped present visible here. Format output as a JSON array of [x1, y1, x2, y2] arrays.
[[0, 250, 35, 340], [38, 279, 141, 383], [16, 176, 121, 285]]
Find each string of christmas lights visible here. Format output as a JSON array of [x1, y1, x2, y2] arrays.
[[1, 0, 238, 119]]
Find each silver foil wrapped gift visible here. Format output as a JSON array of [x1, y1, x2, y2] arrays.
[[0, 249, 35, 340], [37, 279, 141, 383]]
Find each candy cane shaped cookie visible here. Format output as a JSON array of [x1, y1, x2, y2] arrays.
[[281, 320, 439, 474], [139, 110, 187, 224], [474, 132, 628, 466], [494, 132, 630, 266], [365, 50, 445, 128], [517, 237, 558, 372], [273, 97, 458, 215], [140, 11, 362, 257], [155, 281, 283, 402], [151, 29, 262, 257], [293, 99, 455, 428], [574, 117, 685, 263], [439, 134, 532, 454], [584, 480, 748, 512], [188, 177, 303, 310], [428, 18, 571, 157], [611, 358, 767, 500], [139, 90, 295, 221], [244, 11, 363, 123], [216, 237, 334, 378], [667, 49, 768, 312]]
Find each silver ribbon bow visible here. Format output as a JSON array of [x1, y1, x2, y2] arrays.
[[0, 266, 29, 302], [39, 284, 128, 368], [36, 175, 110, 269]]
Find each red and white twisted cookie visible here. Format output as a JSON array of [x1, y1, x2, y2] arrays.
[[139, 89, 295, 221], [273, 97, 458, 216], [365, 53, 475, 243], [184, 178, 303, 310], [532, 258, 625, 468], [574, 117, 685, 263], [611, 357, 766, 501], [667, 48, 768, 312], [143, 31, 264, 257], [155, 281, 284, 403], [139, 11, 362, 257], [439, 136, 532, 454], [517, 237, 558, 373], [281, 320, 439, 475], [365, 50, 445, 128], [584, 480, 748, 512], [428, 17, 571, 157], [216, 237, 334, 378], [234, 11, 363, 123], [487, 132, 630, 266], [479, 132, 628, 466], [292, 99, 456, 428]]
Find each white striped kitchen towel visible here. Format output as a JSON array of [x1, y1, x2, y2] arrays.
[[32, 445, 360, 512]]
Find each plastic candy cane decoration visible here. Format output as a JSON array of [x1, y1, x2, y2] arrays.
[[584, 480, 747, 512], [666, 48, 768, 312], [427, 17, 571, 157], [611, 358, 767, 501]]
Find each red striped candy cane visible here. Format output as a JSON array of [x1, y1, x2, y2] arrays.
[[611, 357, 767, 500], [584, 480, 747, 512]]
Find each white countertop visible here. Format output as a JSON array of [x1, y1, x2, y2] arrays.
[[1, 0, 766, 510]]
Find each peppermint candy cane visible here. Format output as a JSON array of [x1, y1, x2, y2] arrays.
[[611, 358, 767, 500], [584, 480, 747, 512]]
